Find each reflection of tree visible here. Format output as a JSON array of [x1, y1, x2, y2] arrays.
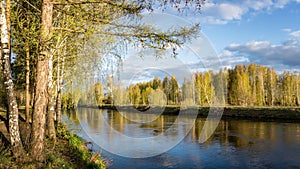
[[65, 109, 300, 153], [66, 109, 80, 125], [190, 118, 300, 149], [109, 110, 125, 133]]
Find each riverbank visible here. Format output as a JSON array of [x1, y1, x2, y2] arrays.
[[0, 109, 106, 169], [93, 105, 300, 121]]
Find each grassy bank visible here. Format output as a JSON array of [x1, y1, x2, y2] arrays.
[[94, 104, 300, 121], [0, 109, 106, 169]]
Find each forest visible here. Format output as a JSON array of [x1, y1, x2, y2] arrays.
[[77, 63, 300, 108], [0, 0, 207, 167]]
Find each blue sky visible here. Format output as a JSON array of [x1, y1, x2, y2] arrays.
[[183, 0, 300, 71], [99, 0, 300, 86]]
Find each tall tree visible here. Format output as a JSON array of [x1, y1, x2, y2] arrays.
[[228, 65, 251, 106], [56, 53, 64, 123], [212, 69, 227, 106], [46, 52, 56, 140], [255, 66, 265, 106], [11, 0, 41, 122], [247, 64, 257, 106], [266, 68, 277, 106], [169, 75, 180, 104], [296, 73, 300, 106], [194, 72, 202, 105], [0, 0, 24, 157], [162, 76, 170, 104], [281, 71, 293, 106], [201, 71, 214, 105], [29, 0, 53, 161], [27, 0, 205, 162], [182, 77, 194, 105], [94, 82, 104, 106], [151, 76, 162, 90]]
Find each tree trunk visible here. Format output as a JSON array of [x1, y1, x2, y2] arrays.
[[29, 0, 53, 162], [25, 42, 30, 122], [56, 55, 64, 123], [0, 0, 24, 158], [5, 0, 10, 61], [47, 53, 56, 140]]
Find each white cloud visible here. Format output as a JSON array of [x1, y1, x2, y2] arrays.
[[202, 3, 244, 20], [200, 0, 298, 25], [274, 0, 290, 8], [200, 2, 245, 24], [244, 0, 273, 10], [283, 28, 292, 32], [220, 50, 233, 57], [221, 40, 300, 70], [200, 16, 228, 25], [290, 30, 300, 38]]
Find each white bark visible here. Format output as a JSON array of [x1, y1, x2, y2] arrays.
[[0, 0, 24, 157]]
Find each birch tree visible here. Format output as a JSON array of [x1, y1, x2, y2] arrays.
[[25, 0, 206, 162], [0, 0, 24, 157]]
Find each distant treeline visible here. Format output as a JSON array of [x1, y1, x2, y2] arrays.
[[75, 63, 300, 107]]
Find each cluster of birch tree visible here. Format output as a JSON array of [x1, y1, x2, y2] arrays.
[[90, 63, 300, 107], [0, 0, 205, 162]]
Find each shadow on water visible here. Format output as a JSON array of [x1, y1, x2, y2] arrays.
[[64, 108, 300, 169]]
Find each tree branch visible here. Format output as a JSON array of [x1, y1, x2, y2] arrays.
[[51, 0, 110, 5], [23, 0, 41, 12], [52, 27, 85, 33]]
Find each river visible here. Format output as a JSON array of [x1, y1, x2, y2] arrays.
[[64, 108, 300, 169]]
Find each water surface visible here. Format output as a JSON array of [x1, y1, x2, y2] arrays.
[[64, 108, 300, 169]]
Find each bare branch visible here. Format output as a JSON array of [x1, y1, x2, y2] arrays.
[[23, 0, 41, 12]]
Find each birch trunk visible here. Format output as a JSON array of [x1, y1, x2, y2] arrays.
[[0, 0, 24, 157], [29, 0, 53, 162], [56, 55, 64, 123], [25, 42, 30, 122], [47, 53, 56, 140]]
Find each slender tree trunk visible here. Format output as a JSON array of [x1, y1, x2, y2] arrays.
[[56, 55, 60, 120], [25, 2, 31, 123], [25, 42, 30, 122], [56, 55, 64, 123], [270, 72, 274, 106], [5, 0, 9, 61], [0, 0, 24, 157], [47, 53, 56, 140], [29, 0, 53, 162], [297, 75, 300, 106]]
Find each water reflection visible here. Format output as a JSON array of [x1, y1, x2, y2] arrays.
[[66, 108, 300, 168]]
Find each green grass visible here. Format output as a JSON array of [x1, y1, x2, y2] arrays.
[[0, 120, 106, 169], [56, 123, 106, 169]]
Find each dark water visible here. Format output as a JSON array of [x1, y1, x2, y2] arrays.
[[64, 108, 300, 169]]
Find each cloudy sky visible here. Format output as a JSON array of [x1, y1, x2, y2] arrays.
[[189, 0, 300, 71], [102, 0, 300, 86]]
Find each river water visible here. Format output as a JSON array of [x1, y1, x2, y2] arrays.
[[64, 108, 300, 169]]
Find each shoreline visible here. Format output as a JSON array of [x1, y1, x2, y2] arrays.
[[0, 109, 106, 169], [78, 105, 300, 122]]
